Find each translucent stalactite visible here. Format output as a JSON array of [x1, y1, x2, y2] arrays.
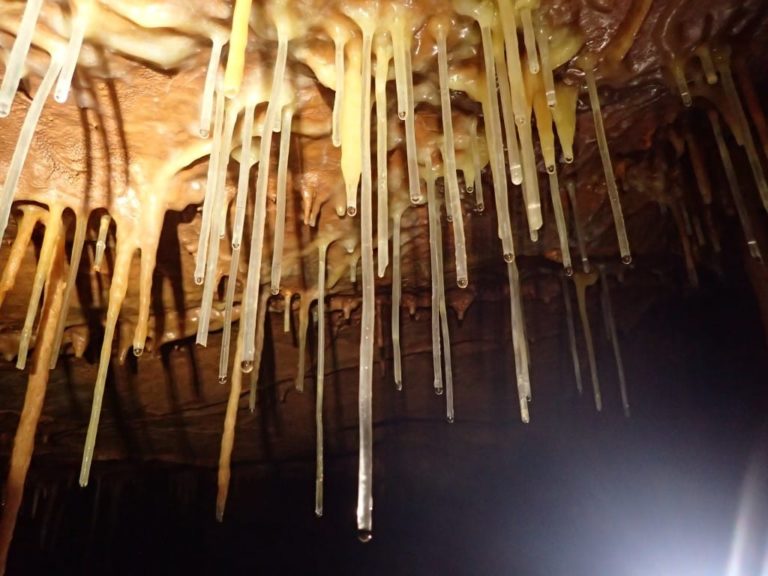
[[552, 83, 578, 164], [671, 60, 692, 107], [241, 34, 289, 370], [232, 103, 256, 249], [296, 295, 310, 392], [270, 108, 294, 294], [584, 65, 632, 264], [494, 28, 523, 185], [17, 206, 63, 370], [507, 261, 530, 423], [425, 163, 443, 394], [561, 275, 583, 395], [520, 7, 540, 74], [80, 242, 135, 487], [391, 209, 404, 390], [429, 175, 455, 422], [0, 0, 44, 117], [375, 35, 391, 278], [535, 13, 557, 108], [219, 246, 240, 384], [332, 35, 347, 147], [0, 207, 43, 310], [223, 0, 253, 97], [479, 22, 515, 261], [599, 270, 630, 417], [340, 39, 363, 216], [518, 112, 544, 238], [0, 56, 63, 242], [469, 119, 486, 212], [54, 0, 94, 103], [695, 46, 718, 85], [715, 49, 768, 213], [390, 20, 421, 204], [548, 170, 573, 274], [199, 38, 225, 138], [194, 83, 226, 284], [356, 24, 377, 540], [533, 92, 557, 175], [49, 215, 87, 366], [197, 106, 237, 346], [216, 332, 244, 522], [708, 110, 761, 260], [573, 272, 601, 412], [498, 0, 527, 125], [566, 180, 590, 273], [93, 214, 111, 272], [315, 243, 328, 517], [359, 25, 375, 227], [283, 292, 292, 333], [133, 210, 164, 357], [435, 24, 468, 288]]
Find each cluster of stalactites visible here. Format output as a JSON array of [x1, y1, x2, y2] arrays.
[[0, 0, 658, 559]]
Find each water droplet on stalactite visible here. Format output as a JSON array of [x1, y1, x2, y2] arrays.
[[398, 110, 406, 120], [357, 530, 373, 543], [240, 360, 254, 374], [563, 154, 574, 164], [218, 375, 227, 385], [457, 277, 468, 289], [395, 380, 403, 391], [621, 255, 632, 265], [530, 229, 539, 242], [271, 287, 280, 296], [503, 252, 515, 263], [347, 205, 357, 217], [565, 266, 574, 277], [132, 347, 143, 358]]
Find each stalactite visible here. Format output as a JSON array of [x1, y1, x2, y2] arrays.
[[340, 37, 363, 216], [331, 31, 348, 148], [80, 239, 136, 487], [566, 180, 590, 273], [519, 7, 540, 74], [375, 34, 391, 278], [315, 243, 328, 517], [232, 103, 257, 249], [247, 288, 271, 412], [223, 0, 253, 97], [0, 232, 65, 576], [425, 160, 443, 394], [494, 27, 523, 185], [194, 82, 226, 284], [216, 331, 244, 522], [696, 46, 718, 85], [390, 19, 421, 204], [50, 214, 87, 366], [552, 83, 578, 164], [391, 209, 405, 390], [715, 48, 768, 213], [0, 0, 44, 117], [219, 247, 240, 384], [93, 214, 111, 272], [434, 20, 468, 288], [498, 0, 527, 124], [197, 106, 238, 346], [583, 63, 632, 264], [671, 59, 692, 107], [199, 37, 225, 137], [296, 295, 311, 392], [133, 208, 164, 356], [561, 275, 583, 395], [17, 205, 63, 370], [469, 118, 486, 212], [533, 91, 557, 175], [242, 29, 290, 370], [599, 270, 630, 417], [708, 110, 762, 260], [271, 107, 294, 294], [535, 13, 557, 108], [573, 272, 601, 411], [54, 0, 94, 103], [478, 16, 515, 261], [0, 56, 63, 243], [507, 260, 530, 423], [283, 292, 292, 333], [547, 170, 573, 275], [0, 207, 43, 311]]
